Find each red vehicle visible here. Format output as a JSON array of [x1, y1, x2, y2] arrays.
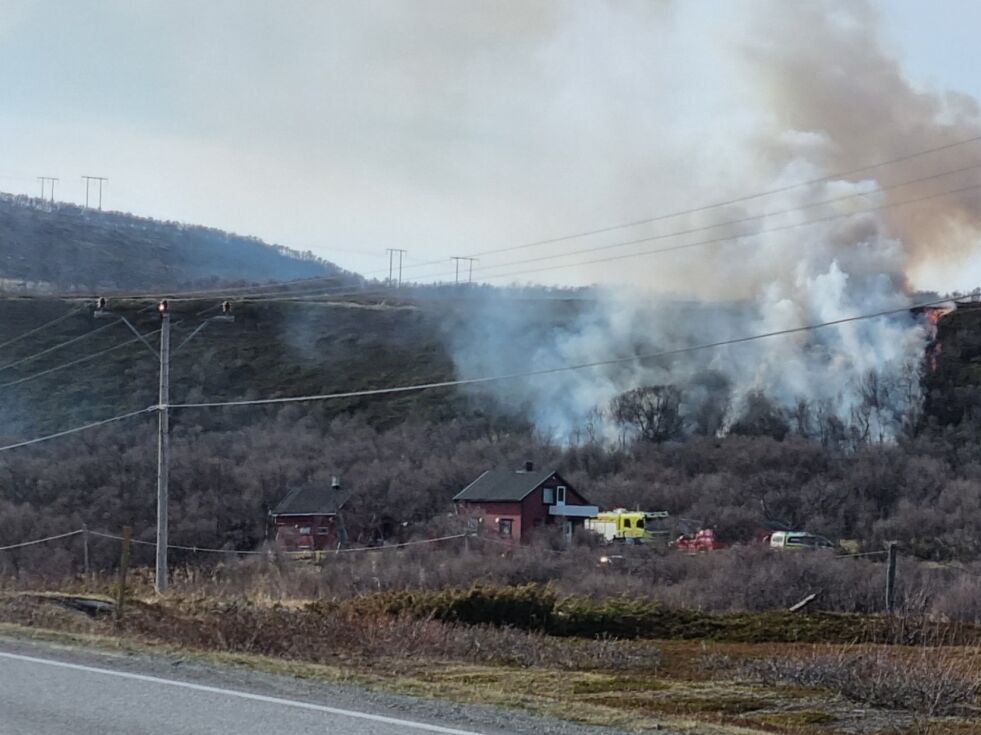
[[673, 528, 727, 552]]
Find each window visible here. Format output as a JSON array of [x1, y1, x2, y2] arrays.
[[498, 518, 513, 538], [623, 518, 632, 529], [298, 527, 311, 535], [542, 487, 554, 504], [556, 486, 566, 504], [316, 527, 330, 535]]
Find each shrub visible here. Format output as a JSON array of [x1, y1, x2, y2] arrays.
[[718, 646, 981, 716]]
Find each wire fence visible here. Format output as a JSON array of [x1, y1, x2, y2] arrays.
[[0, 527, 471, 559]]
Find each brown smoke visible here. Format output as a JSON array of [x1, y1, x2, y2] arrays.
[[744, 0, 981, 275]]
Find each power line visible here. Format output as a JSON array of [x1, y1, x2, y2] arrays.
[[0, 306, 82, 351], [472, 179, 981, 284], [0, 318, 124, 374], [237, 175, 981, 304], [0, 529, 84, 552], [464, 133, 981, 259], [0, 407, 155, 453], [0, 290, 965, 454], [0, 329, 160, 391], [168, 291, 964, 411], [41, 133, 981, 307]]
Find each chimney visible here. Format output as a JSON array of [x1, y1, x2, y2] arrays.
[[524, 461, 534, 472], [331, 476, 341, 490]]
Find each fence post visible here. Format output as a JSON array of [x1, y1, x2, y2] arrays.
[[82, 524, 89, 578], [115, 526, 132, 622], [885, 542, 898, 613]]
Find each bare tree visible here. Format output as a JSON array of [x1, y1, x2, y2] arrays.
[[609, 385, 684, 444]]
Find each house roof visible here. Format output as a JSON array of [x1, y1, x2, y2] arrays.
[[453, 469, 558, 502], [271, 485, 352, 516]]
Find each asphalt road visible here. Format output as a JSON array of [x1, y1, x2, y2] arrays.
[[0, 637, 633, 735]]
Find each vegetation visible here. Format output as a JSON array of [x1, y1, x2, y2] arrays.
[[0, 194, 352, 291]]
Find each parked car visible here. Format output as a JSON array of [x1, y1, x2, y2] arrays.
[[768, 531, 834, 550]]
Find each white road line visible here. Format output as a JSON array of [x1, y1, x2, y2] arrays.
[[0, 651, 488, 735]]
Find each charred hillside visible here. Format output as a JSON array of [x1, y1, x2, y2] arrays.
[[0, 297, 467, 440], [0, 194, 356, 292], [923, 302, 981, 427]]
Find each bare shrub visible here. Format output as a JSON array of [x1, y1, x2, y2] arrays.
[[119, 599, 658, 671], [717, 646, 981, 716]]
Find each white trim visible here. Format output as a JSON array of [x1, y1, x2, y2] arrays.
[[0, 651, 487, 735], [548, 505, 599, 518]]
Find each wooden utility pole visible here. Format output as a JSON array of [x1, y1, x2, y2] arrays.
[[386, 248, 407, 286], [82, 175, 108, 210], [156, 306, 171, 593], [37, 176, 58, 202], [885, 542, 898, 613], [451, 256, 478, 284], [115, 526, 132, 620]]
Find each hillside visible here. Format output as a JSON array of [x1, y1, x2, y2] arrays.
[[0, 193, 356, 292], [0, 296, 468, 440]]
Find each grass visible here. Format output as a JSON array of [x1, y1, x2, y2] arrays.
[[2, 591, 980, 734]]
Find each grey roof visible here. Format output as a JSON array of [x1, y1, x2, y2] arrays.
[[453, 469, 557, 502], [271, 486, 351, 516]]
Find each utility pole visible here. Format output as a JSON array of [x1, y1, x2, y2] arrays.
[[94, 298, 234, 594], [82, 175, 108, 210], [37, 176, 58, 202], [451, 256, 478, 284], [885, 542, 898, 613], [155, 303, 170, 594], [82, 523, 90, 577], [386, 248, 407, 287]]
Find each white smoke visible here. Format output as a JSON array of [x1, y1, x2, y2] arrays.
[[445, 0, 975, 442]]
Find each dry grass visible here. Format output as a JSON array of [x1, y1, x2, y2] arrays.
[[3, 591, 981, 735]]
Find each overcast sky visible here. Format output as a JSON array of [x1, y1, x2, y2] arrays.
[[2, 0, 981, 293]]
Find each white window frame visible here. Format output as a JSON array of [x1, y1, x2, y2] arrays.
[[556, 486, 567, 505]]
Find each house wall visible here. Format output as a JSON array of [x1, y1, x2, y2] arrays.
[[274, 514, 339, 551], [461, 501, 523, 541], [460, 476, 592, 543], [521, 479, 591, 535]]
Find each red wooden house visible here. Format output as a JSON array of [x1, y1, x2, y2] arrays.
[[453, 462, 598, 542], [271, 478, 351, 552]]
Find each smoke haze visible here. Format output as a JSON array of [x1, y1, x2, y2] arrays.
[[449, 0, 980, 440]]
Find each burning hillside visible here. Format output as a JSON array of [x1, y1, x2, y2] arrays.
[[445, 1, 981, 443]]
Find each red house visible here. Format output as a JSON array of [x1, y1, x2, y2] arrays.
[[271, 479, 350, 552], [453, 462, 598, 543]]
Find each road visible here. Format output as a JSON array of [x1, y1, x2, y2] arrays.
[[0, 637, 629, 735]]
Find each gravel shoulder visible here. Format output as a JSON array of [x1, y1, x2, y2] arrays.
[[0, 631, 648, 735]]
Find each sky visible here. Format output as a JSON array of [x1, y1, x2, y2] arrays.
[[2, 0, 981, 293]]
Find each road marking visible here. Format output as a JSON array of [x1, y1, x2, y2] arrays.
[[0, 650, 488, 735]]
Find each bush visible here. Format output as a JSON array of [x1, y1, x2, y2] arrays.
[[728, 646, 981, 716]]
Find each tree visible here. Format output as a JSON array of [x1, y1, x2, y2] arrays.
[[610, 385, 684, 444], [730, 390, 789, 441]]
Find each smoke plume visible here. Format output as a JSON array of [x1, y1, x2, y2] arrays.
[[447, 0, 980, 441]]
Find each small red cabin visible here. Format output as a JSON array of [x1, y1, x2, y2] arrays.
[[271, 479, 350, 552], [453, 462, 598, 543]]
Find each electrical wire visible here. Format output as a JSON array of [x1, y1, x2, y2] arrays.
[[238, 176, 981, 304], [30, 132, 981, 306], [0, 529, 84, 552], [168, 290, 966, 412], [0, 306, 83, 351], [0, 329, 161, 391], [0, 318, 123, 374], [0, 407, 156, 453]]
